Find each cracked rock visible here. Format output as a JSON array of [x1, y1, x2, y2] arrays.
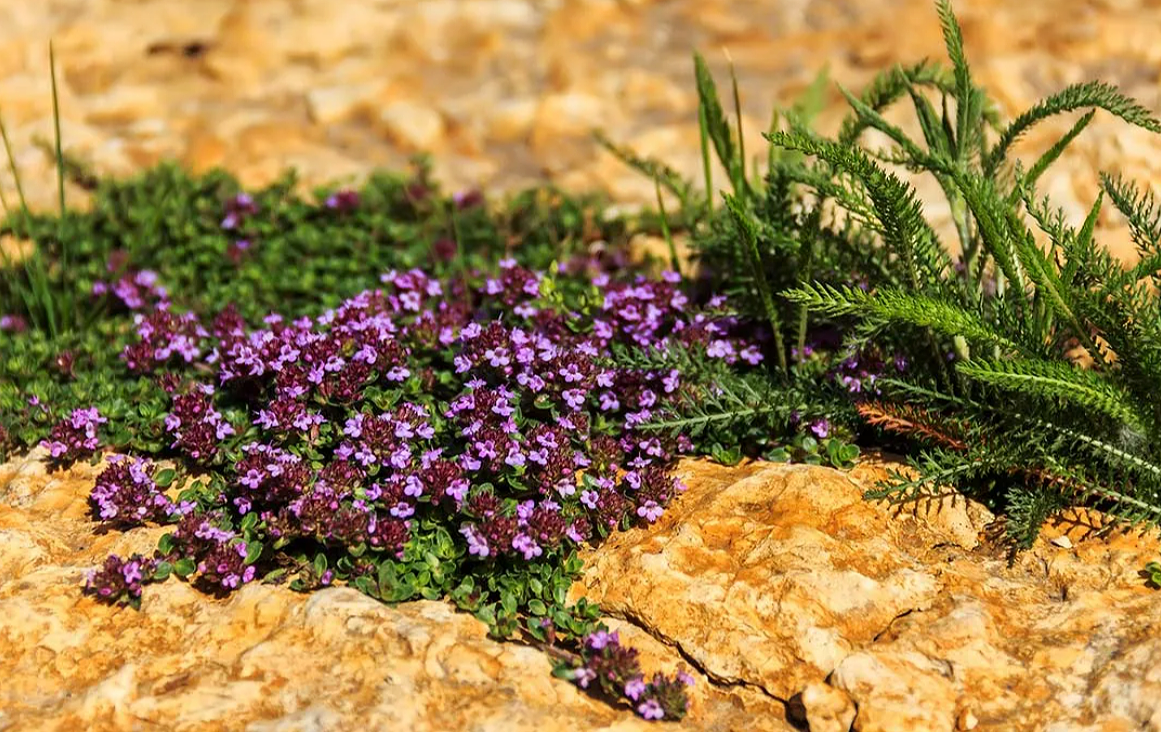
[[4, 450, 1161, 730], [574, 457, 1161, 731]]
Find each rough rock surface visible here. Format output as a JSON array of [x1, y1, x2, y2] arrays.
[[0, 0, 1157, 260], [573, 456, 1161, 731], [0, 448, 789, 732], [4, 448, 1161, 730]]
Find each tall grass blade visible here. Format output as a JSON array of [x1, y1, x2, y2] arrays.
[[50, 41, 65, 217], [725, 49, 747, 196], [654, 178, 680, 275], [698, 103, 714, 216], [693, 51, 742, 195]]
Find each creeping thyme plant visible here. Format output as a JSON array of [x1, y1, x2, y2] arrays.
[[7, 0, 1161, 722]]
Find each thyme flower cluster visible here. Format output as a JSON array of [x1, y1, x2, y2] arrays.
[[40, 406, 106, 461], [80, 255, 763, 721], [556, 628, 694, 721]]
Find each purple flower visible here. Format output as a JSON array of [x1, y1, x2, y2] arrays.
[[636, 500, 664, 523], [461, 524, 490, 558], [325, 188, 360, 213], [89, 455, 176, 526], [587, 629, 617, 650], [84, 553, 157, 606], [512, 533, 542, 560], [40, 406, 107, 462], [0, 314, 28, 333], [637, 699, 665, 721], [572, 667, 597, 689], [625, 677, 647, 700]]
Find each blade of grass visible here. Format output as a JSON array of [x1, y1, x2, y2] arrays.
[[0, 106, 30, 221], [50, 41, 65, 217], [0, 102, 58, 336], [50, 40, 70, 333], [725, 48, 747, 197], [693, 51, 742, 196], [698, 103, 714, 217], [654, 178, 680, 275]]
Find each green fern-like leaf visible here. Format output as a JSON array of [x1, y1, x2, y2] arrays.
[[955, 358, 1149, 433], [784, 282, 1027, 355], [767, 129, 951, 290], [1100, 172, 1161, 258], [989, 82, 1161, 173]]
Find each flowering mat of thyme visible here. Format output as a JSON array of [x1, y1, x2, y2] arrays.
[[3, 164, 823, 722]]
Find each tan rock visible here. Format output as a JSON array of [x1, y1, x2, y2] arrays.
[[182, 131, 228, 175], [376, 101, 446, 153], [0, 234, 34, 266], [798, 681, 857, 732], [0, 450, 790, 731], [82, 86, 162, 126], [574, 458, 1161, 730], [488, 99, 539, 143], [831, 650, 957, 731], [305, 84, 379, 126], [532, 92, 610, 143]]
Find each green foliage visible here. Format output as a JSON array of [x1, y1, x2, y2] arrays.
[[771, 0, 1161, 545], [0, 163, 638, 458], [1146, 559, 1161, 589], [613, 341, 861, 468], [594, 0, 1161, 547], [1, 159, 630, 334]]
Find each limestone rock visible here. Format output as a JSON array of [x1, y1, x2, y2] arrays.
[[376, 101, 446, 153], [5, 445, 1161, 730], [573, 458, 1161, 731], [305, 84, 379, 126], [0, 234, 34, 266], [0, 450, 792, 731], [795, 682, 857, 732]]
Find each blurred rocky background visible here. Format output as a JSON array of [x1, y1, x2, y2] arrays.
[[0, 0, 1158, 258]]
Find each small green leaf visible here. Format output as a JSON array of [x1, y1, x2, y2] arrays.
[[173, 557, 196, 578], [500, 592, 518, 617], [240, 512, 258, 533], [244, 541, 263, 566], [154, 468, 176, 487], [261, 568, 288, 583], [353, 575, 379, 598]]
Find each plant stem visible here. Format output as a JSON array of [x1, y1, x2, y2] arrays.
[[654, 178, 680, 275], [698, 104, 713, 219], [50, 41, 65, 217]]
